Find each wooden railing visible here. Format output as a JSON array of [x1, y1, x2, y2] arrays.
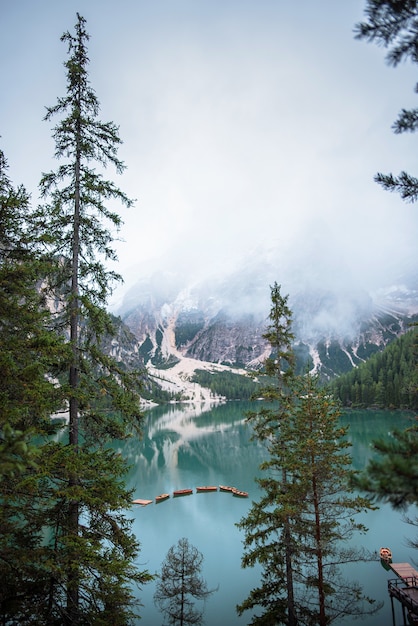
[[388, 577, 418, 616]]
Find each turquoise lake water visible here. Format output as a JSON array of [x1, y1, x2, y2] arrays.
[[117, 402, 417, 625]]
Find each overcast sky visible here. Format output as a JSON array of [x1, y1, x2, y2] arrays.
[[1, 0, 417, 309]]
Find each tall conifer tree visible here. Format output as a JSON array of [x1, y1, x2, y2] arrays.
[[237, 284, 379, 625], [29, 14, 150, 623], [238, 283, 298, 625], [289, 374, 379, 625]]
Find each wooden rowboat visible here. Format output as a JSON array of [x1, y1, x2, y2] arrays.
[[196, 486, 218, 493], [219, 485, 235, 493], [379, 547, 392, 563], [232, 488, 249, 498], [173, 488, 193, 497], [132, 498, 153, 506], [155, 493, 170, 503]]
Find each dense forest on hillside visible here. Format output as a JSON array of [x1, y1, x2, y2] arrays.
[[330, 327, 417, 410], [191, 369, 260, 400], [190, 327, 418, 408]]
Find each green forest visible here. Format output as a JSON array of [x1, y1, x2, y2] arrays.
[[191, 328, 418, 410], [191, 369, 260, 400], [330, 327, 417, 410]]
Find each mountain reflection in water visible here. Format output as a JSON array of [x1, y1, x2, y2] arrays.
[[116, 403, 417, 626]]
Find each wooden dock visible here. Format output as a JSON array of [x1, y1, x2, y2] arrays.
[[387, 563, 418, 625], [390, 562, 418, 582]]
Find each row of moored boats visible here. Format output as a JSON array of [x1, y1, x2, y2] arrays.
[[133, 485, 248, 506]]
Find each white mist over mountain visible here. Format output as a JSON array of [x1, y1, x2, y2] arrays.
[[112, 197, 417, 317], [116, 226, 418, 345], [2, 0, 417, 323]]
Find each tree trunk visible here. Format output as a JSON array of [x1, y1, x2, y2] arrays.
[[66, 138, 81, 623], [283, 467, 298, 626], [180, 549, 185, 626], [311, 454, 326, 626]]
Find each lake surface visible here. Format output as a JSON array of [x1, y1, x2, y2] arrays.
[[117, 402, 417, 625]]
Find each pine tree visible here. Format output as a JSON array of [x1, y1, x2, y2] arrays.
[[0, 146, 68, 470], [0, 148, 66, 437], [355, 1, 418, 202], [237, 283, 299, 625], [289, 374, 379, 625], [0, 149, 69, 621], [38, 12, 141, 446], [154, 538, 216, 626], [25, 14, 150, 623], [355, 417, 418, 556], [356, 421, 418, 509], [237, 284, 379, 625]]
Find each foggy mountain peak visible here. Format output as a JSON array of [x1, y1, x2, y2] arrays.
[[118, 244, 418, 349]]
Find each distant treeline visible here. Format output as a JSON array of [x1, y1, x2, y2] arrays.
[[191, 369, 260, 400], [330, 327, 417, 410]]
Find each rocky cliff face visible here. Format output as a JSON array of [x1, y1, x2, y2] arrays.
[[100, 314, 145, 371], [119, 265, 418, 381], [176, 310, 268, 367]]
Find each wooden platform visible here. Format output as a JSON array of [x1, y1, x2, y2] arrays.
[[390, 563, 418, 583], [388, 563, 418, 623]]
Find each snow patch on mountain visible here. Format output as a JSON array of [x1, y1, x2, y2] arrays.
[[148, 356, 246, 403]]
